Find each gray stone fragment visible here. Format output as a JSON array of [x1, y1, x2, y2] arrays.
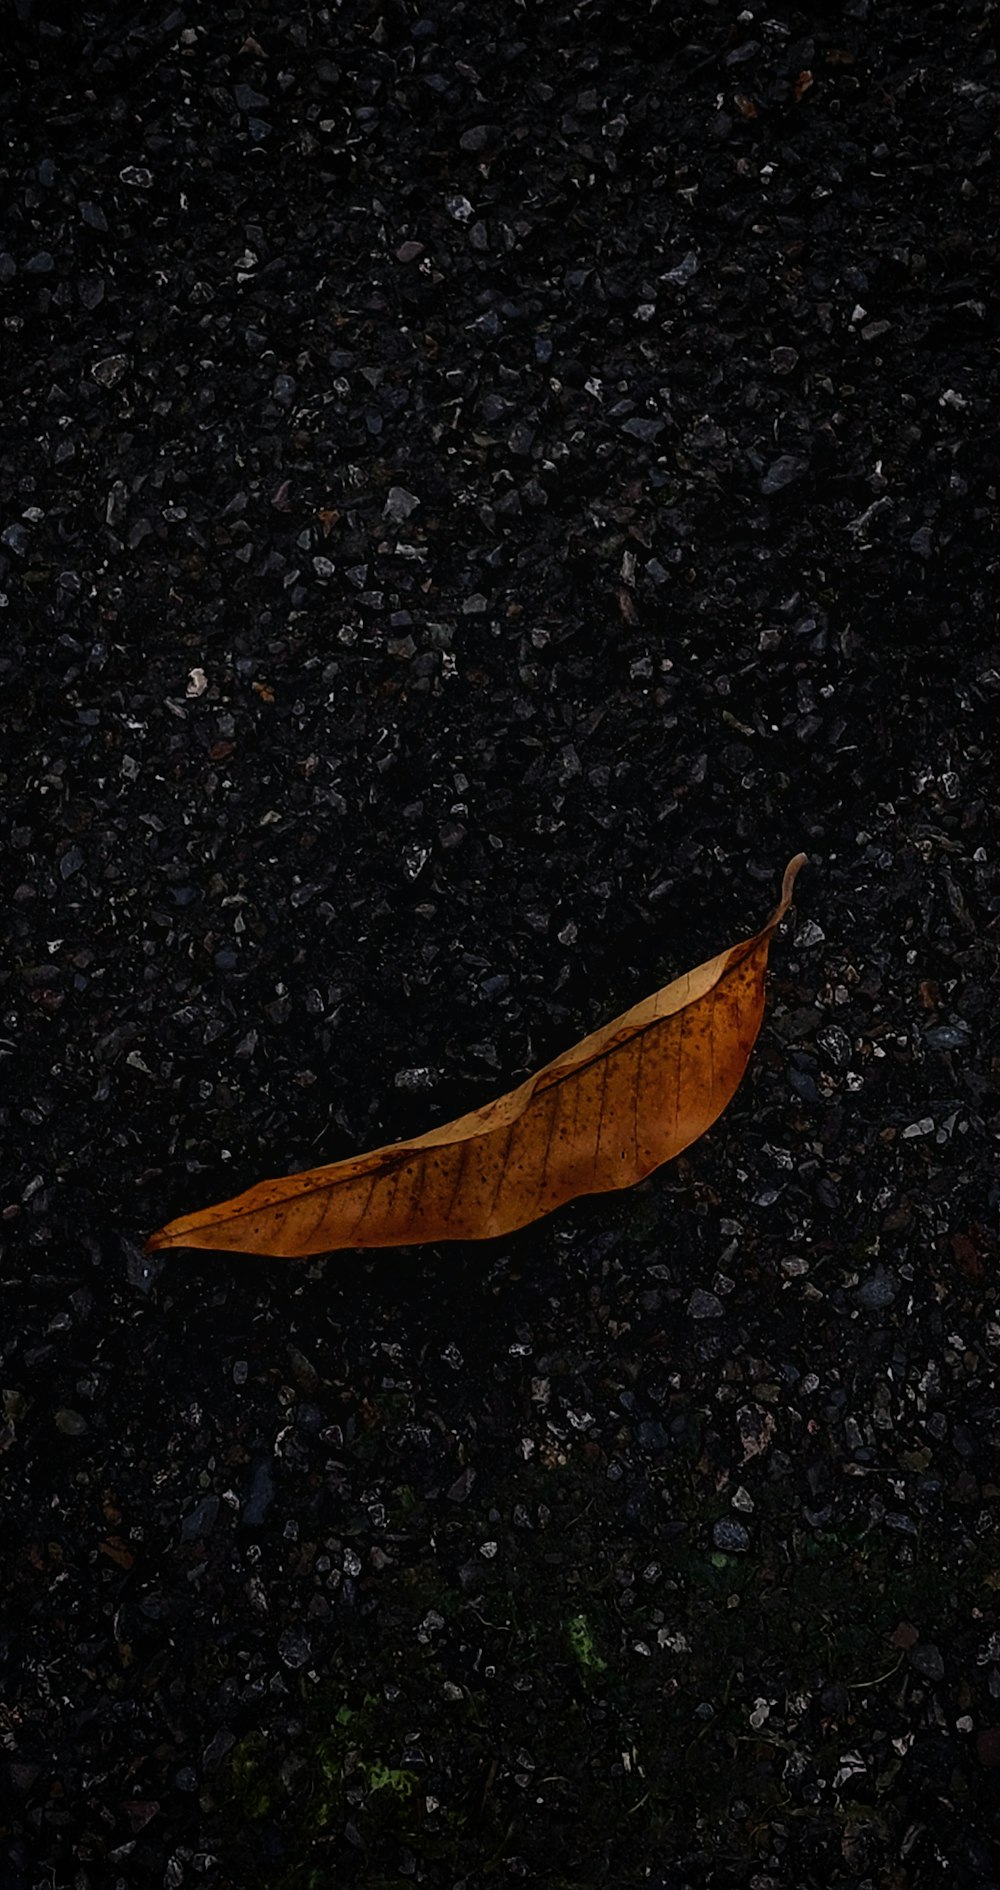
[[460, 124, 501, 153], [910, 1642, 945, 1683], [384, 485, 420, 522], [92, 354, 128, 387], [713, 1518, 750, 1553], [760, 453, 809, 495], [278, 1626, 312, 1669], [181, 1495, 220, 1542], [856, 1265, 899, 1312], [242, 1453, 275, 1527], [688, 1288, 723, 1320]]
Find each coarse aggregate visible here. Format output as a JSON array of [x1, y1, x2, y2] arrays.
[[2, 2, 999, 1885]]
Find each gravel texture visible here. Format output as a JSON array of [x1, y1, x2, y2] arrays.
[[2, 3, 999, 1886]]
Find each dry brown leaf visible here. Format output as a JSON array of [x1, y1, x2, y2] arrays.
[[146, 853, 806, 1257]]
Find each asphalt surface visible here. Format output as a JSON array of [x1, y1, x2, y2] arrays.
[[2, 3, 999, 1886]]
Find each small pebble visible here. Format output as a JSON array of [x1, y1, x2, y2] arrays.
[[713, 1519, 750, 1553], [242, 1455, 275, 1527], [384, 485, 420, 522], [910, 1643, 945, 1683], [278, 1627, 312, 1669], [856, 1265, 899, 1312], [760, 453, 809, 495], [92, 354, 128, 386]]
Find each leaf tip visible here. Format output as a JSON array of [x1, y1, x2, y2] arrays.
[[780, 851, 808, 908]]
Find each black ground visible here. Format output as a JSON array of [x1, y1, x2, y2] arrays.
[[2, 2, 999, 1886]]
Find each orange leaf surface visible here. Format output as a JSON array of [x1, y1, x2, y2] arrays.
[[146, 853, 806, 1258]]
